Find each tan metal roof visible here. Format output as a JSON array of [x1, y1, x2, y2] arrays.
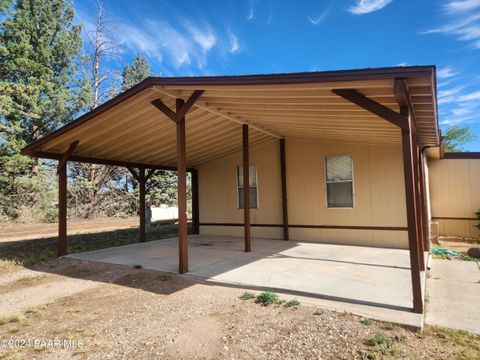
[[22, 66, 439, 168]]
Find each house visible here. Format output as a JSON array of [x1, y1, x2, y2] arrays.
[[22, 66, 448, 315]]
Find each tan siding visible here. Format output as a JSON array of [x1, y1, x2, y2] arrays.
[[198, 138, 408, 248], [428, 158, 480, 239]]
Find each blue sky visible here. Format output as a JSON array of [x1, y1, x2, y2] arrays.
[[75, 0, 480, 150]]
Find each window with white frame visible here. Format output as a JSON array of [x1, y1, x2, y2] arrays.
[[236, 165, 258, 209], [325, 155, 354, 208]]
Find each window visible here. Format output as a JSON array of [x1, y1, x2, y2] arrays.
[[325, 155, 354, 208], [237, 165, 258, 209]]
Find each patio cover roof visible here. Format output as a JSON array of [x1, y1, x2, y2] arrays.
[[22, 66, 439, 168]]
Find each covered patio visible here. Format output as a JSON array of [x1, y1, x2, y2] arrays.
[[22, 66, 440, 316], [68, 234, 424, 327]]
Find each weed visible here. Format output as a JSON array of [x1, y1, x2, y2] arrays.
[[285, 299, 300, 308], [369, 333, 394, 349], [240, 291, 255, 300], [255, 291, 280, 305], [463, 255, 479, 262], [395, 332, 407, 342], [160, 273, 173, 281], [384, 322, 394, 331], [0, 315, 21, 325], [359, 349, 377, 360], [432, 326, 477, 346], [0, 259, 21, 270], [17, 275, 46, 285], [362, 318, 374, 326]]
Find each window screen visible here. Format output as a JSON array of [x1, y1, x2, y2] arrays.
[[325, 155, 354, 208], [237, 165, 258, 209]]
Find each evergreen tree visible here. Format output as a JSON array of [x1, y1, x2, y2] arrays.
[[0, 0, 86, 218], [443, 125, 476, 152], [121, 53, 150, 91]]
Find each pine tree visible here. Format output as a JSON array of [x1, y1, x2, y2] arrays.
[[0, 0, 86, 218], [121, 53, 150, 91]]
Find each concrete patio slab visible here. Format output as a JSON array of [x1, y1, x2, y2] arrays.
[[68, 235, 424, 328], [426, 259, 480, 334]]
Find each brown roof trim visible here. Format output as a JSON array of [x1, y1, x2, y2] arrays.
[[22, 65, 436, 157], [444, 152, 480, 159]]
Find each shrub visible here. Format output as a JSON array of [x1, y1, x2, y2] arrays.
[[285, 299, 300, 308], [240, 291, 255, 300], [256, 291, 280, 305], [362, 318, 374, 326]]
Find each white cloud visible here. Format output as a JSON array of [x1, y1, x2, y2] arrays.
[[307, 8, 330, 25], [458, 90, 480, 101], [246, 0, 255, 20], [229, 33, 240, 53], [184, 22, 216, 52], [437, 67, 457, 79], [444, 0, 480, 12], [348, 0, 393, 15], [423, 3, 480, 48]]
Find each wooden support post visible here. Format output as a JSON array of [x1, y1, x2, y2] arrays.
[[418, 150, 429, 252], [400, 106, 424, 314], [280, 138, 289, 240], [243, 124, 251, 252], [412, 136, 425, 271], [139, 168, 146, 243], [177, 98, 188, 273], [56, 141, 79, 257], [191, 169, 200, 235], [58, 162, 67, 256]]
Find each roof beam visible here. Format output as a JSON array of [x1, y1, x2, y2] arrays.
[[57, 140, 79, 174], [152, 87, 282, 139], [151, 90, 204, 123], [394, 78, 418, 135], [332, 89, 408, 131], [31, 150, 195, 172]]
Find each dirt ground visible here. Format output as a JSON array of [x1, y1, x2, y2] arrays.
[[0, 218, 139, 243], [0, 259, 479, 360]]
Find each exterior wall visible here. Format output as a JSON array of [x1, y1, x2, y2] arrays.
[[198, 138, 408, 248], [428, 158, 480, 239]]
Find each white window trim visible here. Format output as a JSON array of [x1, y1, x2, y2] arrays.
[[324, 154, 355, 209], [236, 164, 259, 209]]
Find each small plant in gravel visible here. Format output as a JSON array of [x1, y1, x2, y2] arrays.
[[384, 322, 394, 331], [0, 315, 21, 325], [0, 259, 20, 270], [369, 333, 395, 349], [285, 299, 300, 308], [255, 291, 280, 305], [17, 275, 46, 285], [240, 291, 255, 300], [160, 273, 173, 281], [395, 332, 407, 342], [362, 318, 374, 326]]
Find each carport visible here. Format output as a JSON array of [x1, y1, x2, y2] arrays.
[[22, 66, 440, 315]]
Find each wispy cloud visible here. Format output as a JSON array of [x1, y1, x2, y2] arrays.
[[444, 0, 480, 13], [458, 90, 480, 101], [229, 32, 240, 54], [423, 2, 480, 48], [437, 67, 457, 79], [184, 21, 216, 53], [307, 7, 330, 25], [348, 0, 393, 15], [246, 0, 255, 20]]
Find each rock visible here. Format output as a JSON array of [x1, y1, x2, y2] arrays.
[[467, 247, 480, 258]]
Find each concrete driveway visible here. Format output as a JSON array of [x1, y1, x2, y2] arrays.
[[68, 235, 424, 328], [426, 259, 480, 334]]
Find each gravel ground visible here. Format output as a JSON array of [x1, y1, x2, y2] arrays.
[[0, 259, 478, 360]]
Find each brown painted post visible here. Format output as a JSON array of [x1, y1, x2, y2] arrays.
[[139, 168, 146, 243], [280, 138, 289, 240], [191, 169, 200, 235], [177, 98, 188, 273], [400, 106, 423, 314], [418, 150, 429, 252], [412, 134, 425, 271], [58, 162, 68, 256], [243, 124, 251, 252]]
